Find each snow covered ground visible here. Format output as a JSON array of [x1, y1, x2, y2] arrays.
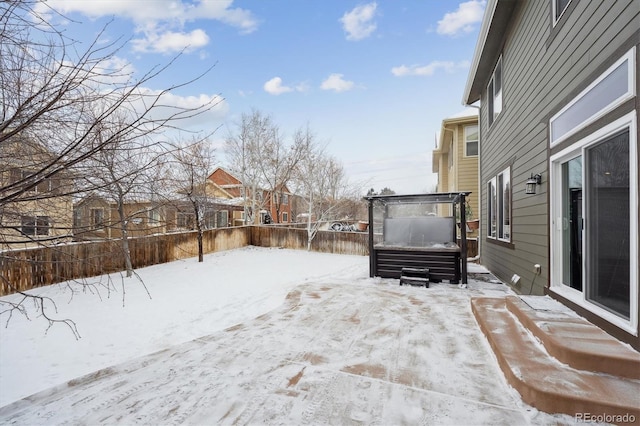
[[0, 246, 578, 424]]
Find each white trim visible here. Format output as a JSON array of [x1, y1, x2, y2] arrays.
[[552, 0, 572, 27], [550, 47, 635, 146], [549, 111, 638, 335], [486, 167, 511, 242]]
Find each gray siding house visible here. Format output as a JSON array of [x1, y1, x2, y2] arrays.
[[463, 0, 639, 348]]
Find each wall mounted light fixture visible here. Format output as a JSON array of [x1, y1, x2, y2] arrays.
[[525, 173, 542, 194]]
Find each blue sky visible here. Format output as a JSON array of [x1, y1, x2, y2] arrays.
[[36, 0, 485, 195]]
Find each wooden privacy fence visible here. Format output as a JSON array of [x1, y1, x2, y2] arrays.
[[0, 227, 251, 296], [0, 226, 369, 296], [251, 226, 369, 255]]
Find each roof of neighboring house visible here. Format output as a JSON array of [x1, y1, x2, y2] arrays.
[[208, 166, 242, 187], [462, 0, 520, 105], [208, 166, 293, 196]]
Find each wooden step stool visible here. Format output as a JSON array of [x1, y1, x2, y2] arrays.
[[399, 267, 430, 287]]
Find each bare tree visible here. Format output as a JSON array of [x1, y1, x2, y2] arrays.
[[76, 112, 168, 277], [292, 127, 356, 249], [257, 125, 307, 223], [170, 137, 217, 262], [0, 0, 221, 334], [225, 109, 275, 224]]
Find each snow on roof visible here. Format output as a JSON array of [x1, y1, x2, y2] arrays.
[[446, 107, 478, 120]]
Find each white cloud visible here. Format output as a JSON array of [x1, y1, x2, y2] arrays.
[[132, 29, 210, 54], [320, 74, 355, 92], [340, 2, 377, 41], [34, 0, 259, 54], [437, 0, 485, 36], [264, 77, 294, 95], [391, 60, 470, 77], [128, 88, 229, 129], [295, 82, 311, 93]]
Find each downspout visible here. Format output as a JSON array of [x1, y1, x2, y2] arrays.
[[466, 103, 481, 263]]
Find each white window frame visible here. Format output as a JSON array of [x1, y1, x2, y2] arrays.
[[464, 124, 479, 157], [21, 215, 50, 236], [73, 209, 82, 228], [148, 209, 160, 225], [90, 208, 105, 231], [550, 111, 638, 334], [487, 167, 511, 242], [550, 47, 635, 147], [282, 212, 288, 223], [217, 210, 229, 228], [552, 0, 572, 26], [488, 56, 503, 126]]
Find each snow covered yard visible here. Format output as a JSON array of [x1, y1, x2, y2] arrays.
[[0, 246, 576, 424]]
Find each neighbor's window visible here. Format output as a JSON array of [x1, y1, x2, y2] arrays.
[[203, 211, 216, 228], [177, 212, 194, 229], [282, 212, 289, 223], [487, 167, 511, 241], [282, 193, 289, 205], [21, 215, 50, 236], [148, 209, 160, 225], [90, 208, 104, 230], [216, 210, 229, 228], [488, 56, 503, 126], [73, 209, 82, 228], [553, 0, 571, 25], [464, 124, 479, 157], [11, 169, 57, 194]]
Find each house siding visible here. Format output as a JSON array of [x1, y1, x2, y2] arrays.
[[479, 0, 639, 298]]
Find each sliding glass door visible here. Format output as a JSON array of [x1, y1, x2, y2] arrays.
[[551, 115, 637, 331]]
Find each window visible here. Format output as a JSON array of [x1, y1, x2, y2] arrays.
[[148, 209, 160, 225], [488, 56, 503, 126], [282, 212, 288, 223], [216, 210, 229, 228], [177, 212, 194, 229], [73, 209, 82, 228], [464, 125, 478, 157], [487, 167, 511, 241], [90, 208, 104, 230], [553, 0, 571, 25], [550, 48, 634, 146], [21, 215, 50, 236], [282, 194, 289, 205]]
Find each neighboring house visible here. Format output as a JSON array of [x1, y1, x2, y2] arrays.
[[432, 109, 480, 236], [463, 0, 638, 347], [73, 194, 243, 241], [73, 196, 174, 240], [0, 135, 73, 249], [208, 167, 293, 224]]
